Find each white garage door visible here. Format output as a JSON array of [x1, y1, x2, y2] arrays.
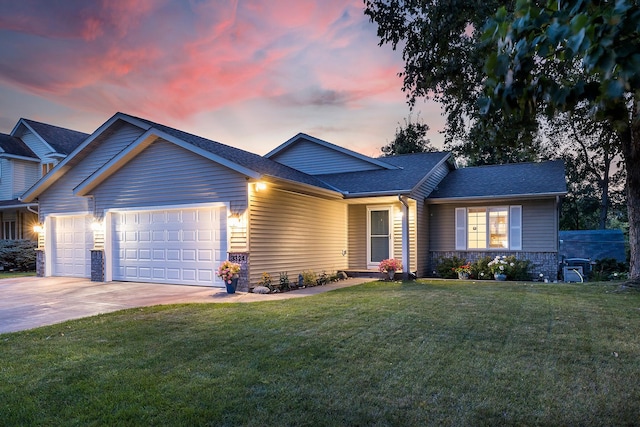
[[51, 215, 92, 278], [112, 207, 226, 286]]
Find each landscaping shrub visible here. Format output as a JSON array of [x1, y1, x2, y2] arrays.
[[0, 240, 36, 271], [435, 256, 467, 279], [471, 256, 493, 280], [590, 258, 628, 281], [301, 270, 317, 287]]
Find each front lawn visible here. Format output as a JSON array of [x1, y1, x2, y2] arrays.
[[0, 271, 36, 279], [1, 280, 639, 425]]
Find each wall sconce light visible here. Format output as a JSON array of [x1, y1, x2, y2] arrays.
[[228, 214, 242, 228], [33, 224, 44, 233], [91, 220, 104, 231], [255, 181, 267, 192]]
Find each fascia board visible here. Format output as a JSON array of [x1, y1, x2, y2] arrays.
[[425, 192, 568, 204], [408, 153, 453, 195]]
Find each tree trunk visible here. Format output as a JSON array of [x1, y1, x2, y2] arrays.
[[621, 111, 640, 285]]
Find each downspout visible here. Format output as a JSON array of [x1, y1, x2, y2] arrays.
[[398, 195, 410, 280]]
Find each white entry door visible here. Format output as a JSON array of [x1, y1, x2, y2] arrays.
[[111, 206, 226, 286], [51, 215, 92, 278]]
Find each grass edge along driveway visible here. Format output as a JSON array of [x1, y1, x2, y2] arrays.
[[1, 280, 639, 426]]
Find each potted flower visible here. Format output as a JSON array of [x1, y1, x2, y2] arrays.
[[218, 260, 241, 293], [452, 262, 471, 280], [488, 256, 508, 280], [378, 258, 402, 280]]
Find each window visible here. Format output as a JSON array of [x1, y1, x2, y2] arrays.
[[41, 163, 55, 176], [367, 206, 392, 268], [3, 220, 16, 240], [455, 206, 522, 250]]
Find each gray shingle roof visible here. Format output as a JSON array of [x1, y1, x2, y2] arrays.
[[22, 119, 89, 155], [0, 133, 37, 158], [125, 114, 339, 192], [315, 152, 450, 195], [429, 160, 567, 199]]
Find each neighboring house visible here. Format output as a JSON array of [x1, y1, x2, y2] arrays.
[[0, 119, 88, 240], [20, 112, 566, 288]]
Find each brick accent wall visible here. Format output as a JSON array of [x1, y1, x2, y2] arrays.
[[90, 250, 104, 282], [429, 251, 559, 281], [36, 249, 45, 277]]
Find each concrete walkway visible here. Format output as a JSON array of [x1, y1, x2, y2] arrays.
[[0, 276, 375, 334]]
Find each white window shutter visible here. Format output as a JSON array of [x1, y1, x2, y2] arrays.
[[455, 207, 466, 250], [510, 205, 522, 250]]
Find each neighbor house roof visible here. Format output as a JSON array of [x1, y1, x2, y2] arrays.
[[20, 119, 89, 155], [0, 133, 38, 159], [315, 151, 451, 196], [428, 160, 567, 201]]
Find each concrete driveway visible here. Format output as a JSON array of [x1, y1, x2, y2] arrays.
[[0, 276, 372, 334]]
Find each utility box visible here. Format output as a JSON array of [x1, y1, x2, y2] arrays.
[[563, 266, 584, 283]]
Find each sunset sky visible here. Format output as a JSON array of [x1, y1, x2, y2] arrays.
[[0, 0, 444, 156]]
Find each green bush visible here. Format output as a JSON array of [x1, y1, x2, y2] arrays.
[[471, 256, 493, 280], [590, 258, 628, 281], [435, 256, 467, 279], [0, 240, 37, 271], [301, 270, 317, 287]]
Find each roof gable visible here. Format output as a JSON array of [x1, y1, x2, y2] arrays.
[[265, 133, 399, 175], [0, 133, 38, 160], [12, 118, 89, 157], [428, 160, 567, 201]]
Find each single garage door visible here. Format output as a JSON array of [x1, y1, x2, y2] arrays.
[[112, 206, 226, 286], [51, 215, 92, 277]]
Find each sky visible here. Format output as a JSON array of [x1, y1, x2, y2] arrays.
[[0, 0, 445, 156]]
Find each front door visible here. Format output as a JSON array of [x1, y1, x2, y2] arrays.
[[367, 206, 392, 269]]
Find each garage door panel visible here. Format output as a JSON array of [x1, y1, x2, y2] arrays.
[[112, 206, 226, 286], [52, 215, 92, 278]]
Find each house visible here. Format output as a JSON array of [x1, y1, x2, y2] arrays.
[[20, 112, 566, 289], [0, 119, 88, 240]]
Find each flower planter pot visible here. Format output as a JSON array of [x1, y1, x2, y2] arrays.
[[226, 277, 239, 294], [458, 272, 469, 280], [387, 270, 395, 280], [494, 273, 507, 281]]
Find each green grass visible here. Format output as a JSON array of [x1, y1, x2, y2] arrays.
[[0, 271, 36, 279], [1, 280, 639, 426]]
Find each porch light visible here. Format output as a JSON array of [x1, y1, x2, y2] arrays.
[[91, 220, 104, 231], [255, 181, 267, 192], [228, 214, 241, 228], [33, 224, 44, 233]]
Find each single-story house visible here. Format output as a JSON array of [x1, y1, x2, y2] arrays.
[[20, 112, 566, 289], [1, 119, 88, 240]]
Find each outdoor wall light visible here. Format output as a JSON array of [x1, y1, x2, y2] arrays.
[[33, 224, 44, 233], [91, 221, 104, 231], [255, 181, 267, 192], [228, 214, 242, 228]]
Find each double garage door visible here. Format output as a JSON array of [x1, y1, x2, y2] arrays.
[[50, 206, 226, 286], [112, 207, 227, 286]]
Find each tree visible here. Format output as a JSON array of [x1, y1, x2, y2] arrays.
[[480, 0, 640, 284], [381, 114, 437, 155], [364, 0, 542, 163], [546, 110, 627, 230]]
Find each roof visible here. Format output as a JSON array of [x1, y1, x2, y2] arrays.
[[315, 151, 451, 195], [125, 115, 340, 192], [21, 119, 89, 155], [0, 133, 38, 159], [428, 160, 567, 200]]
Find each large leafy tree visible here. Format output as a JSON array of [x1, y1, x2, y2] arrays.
[[364, 0, 542, 163], [480, 0, 640, 283], [381, 114, 437, 155]]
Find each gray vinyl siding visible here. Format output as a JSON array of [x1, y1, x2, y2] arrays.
[[429, 199, 558, 252], [0, 159, 11, 199], [248, 187, 348, 285], [90, 138, 248, 216], [38, 122, 145, 216], [12, 160, 39, 198], [19, 130, 51, 160], [270, 139, 382, 175]]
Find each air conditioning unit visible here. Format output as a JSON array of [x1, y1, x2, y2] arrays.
[[563, 266, 584, 283]]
